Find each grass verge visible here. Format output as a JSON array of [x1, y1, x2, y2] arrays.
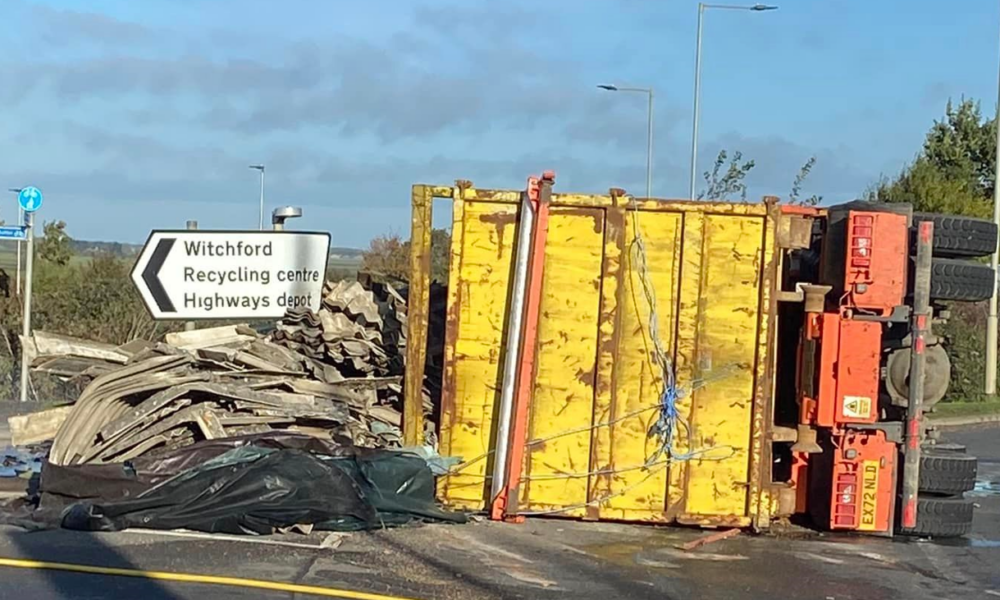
[[928, 400, 1000, 420]]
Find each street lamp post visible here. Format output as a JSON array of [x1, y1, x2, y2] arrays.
[[272, 206, 303, 231], [598, 85, 654, 200], [249, 165, 265, 230], [7, 188, 23, 295], [689, 3, 778, 200], [986, 19, 1000, 395]]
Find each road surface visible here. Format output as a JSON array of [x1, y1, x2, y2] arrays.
[[0, 423, 995, 600]]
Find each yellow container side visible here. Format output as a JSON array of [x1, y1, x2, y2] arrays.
[[589, 208, 682, 521], [675, 213, 767, 525], [521, 207, 605, 516], [437, 199, 518, 510], [430, 186, 776, 526]]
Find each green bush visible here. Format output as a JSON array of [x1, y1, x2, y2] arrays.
[[937, 303, 990, 403], [1, 254, 173, 345], [0, 253, 180, 402]]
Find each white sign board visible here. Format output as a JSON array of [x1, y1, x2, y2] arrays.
[[131, 230, 331, 320]]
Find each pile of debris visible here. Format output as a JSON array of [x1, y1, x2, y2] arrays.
[[271, 279, 406, 379], [18, 278, 432, 467]]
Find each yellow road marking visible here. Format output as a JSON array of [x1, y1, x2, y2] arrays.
[[0, 557, 422, 600]]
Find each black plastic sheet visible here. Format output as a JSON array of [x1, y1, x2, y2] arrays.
[[32, 432, 465, 534]]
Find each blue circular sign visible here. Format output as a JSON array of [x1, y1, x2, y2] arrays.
[[18, 187, 42, 213]]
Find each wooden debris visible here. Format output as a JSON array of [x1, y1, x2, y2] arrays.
[[676, 528, 742, 551]]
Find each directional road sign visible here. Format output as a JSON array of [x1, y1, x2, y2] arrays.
[[0, 226, 26, 240], [17, 187, 42, 213], [131, 230, 331, 320]]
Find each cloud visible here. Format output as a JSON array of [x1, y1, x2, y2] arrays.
[[410, 2, 534, 35], [11, 113, 657, 207], [4, 54, 321, 100], [2, 4, 685, 148], [29, 4, 154, 46], [0, 0, 889, 244]]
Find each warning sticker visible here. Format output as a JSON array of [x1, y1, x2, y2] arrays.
[[842, 395, 872, 419], [858, 460, 880, 531]]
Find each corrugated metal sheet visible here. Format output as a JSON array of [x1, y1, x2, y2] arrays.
[[423, 185, 778, 526]]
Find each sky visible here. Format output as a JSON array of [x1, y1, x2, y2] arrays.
[[2, 0, 1000, 247]]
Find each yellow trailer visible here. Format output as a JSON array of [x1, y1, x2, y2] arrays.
[[404, 181, 796, 529]]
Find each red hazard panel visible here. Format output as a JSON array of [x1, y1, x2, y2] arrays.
[[844, 211, 908, 315], [815, 316, 881, 427], [829, 431, 896, 532]]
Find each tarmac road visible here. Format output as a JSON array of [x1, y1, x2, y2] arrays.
[[0, 423, 995, 600]]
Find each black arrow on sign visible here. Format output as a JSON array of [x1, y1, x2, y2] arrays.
[[142, 238, 176, 313]]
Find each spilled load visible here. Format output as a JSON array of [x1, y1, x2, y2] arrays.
[[2, 277, 462, 534], [32, 279, 416, 465]]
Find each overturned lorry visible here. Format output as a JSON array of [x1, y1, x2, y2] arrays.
[[402, 178, 994, 536]]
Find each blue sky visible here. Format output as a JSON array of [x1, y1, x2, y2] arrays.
[[2, 0, 1000, 247]]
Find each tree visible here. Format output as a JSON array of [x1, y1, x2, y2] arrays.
[[789, 156, 823, 206], [868, 97, 1000, 402], [360, 229, 451, 284], [698, 150, 755, 201], [697, 149, 820, 205], [37, 220, 73, 266], [427, 229, 451, 284], [361, 235, 409, 281], [870, 158, 991, 218], [869, 98, 995, 218], [924, 99, 996, 199]]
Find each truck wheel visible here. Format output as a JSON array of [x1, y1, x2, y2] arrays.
[[927, 258, 995, 302], [900, 496, 974, 538], [926, 442, 967, 454], [919, 453, 977, 495], [913, 213, 998, 258]]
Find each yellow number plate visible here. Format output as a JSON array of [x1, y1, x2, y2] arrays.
[[858, 460, 880, 531]]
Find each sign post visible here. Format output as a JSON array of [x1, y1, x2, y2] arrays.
[[17, 186, 42, 403], [131, 230, 330, 321], [183, 221, 198, 332]]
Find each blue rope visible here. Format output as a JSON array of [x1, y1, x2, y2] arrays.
[[627, 195, 734, 466]]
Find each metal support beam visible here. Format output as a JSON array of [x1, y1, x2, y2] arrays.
[[184, 220, 198, 333], [489, 181, 539, 517], [987, 20, 1000, 394], [494, 172, 554, 521], [403, 186, 433, 446], [902, 220, 933, 530]]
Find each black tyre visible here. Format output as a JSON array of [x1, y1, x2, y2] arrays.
[[919, 453, 977, 495], [913, 213, 998, 258], [927, 442, 967, 454], [899, 496, 974, 538], [927, 258, 995, 302]]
